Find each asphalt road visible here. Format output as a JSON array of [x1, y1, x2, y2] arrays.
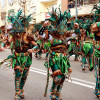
[[0, 49, 98, 100]]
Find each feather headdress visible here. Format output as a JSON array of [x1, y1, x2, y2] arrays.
[[48, 8, 71, 35], [7, 9, 34, 34]]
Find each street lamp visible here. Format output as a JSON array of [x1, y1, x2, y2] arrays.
[[75, 0, 78, 20]]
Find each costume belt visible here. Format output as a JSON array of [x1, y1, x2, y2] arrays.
[[50, 52, 66, 57], [84, 41, 93, 43], [14, 52, 28, 56], [56, 53, 66, 56], [82, 41, 93, 45]]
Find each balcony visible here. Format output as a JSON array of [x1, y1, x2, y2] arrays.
[[40, 0, 57, 3], [70, 5, 93, 16]]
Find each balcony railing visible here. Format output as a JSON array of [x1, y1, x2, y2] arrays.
[[68, 0, 99, 9]]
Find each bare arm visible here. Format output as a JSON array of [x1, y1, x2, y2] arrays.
[[50, 38, 54, 45], [3, 36, 13, 49], [9, 36, 13, 43], [31, 41, 37, 46], [4, 36, 13, 45], [27, 40, 37, 53], [45, 30, 49, 40]]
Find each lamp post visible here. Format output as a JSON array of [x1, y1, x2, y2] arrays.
[[75, 0, 78, 20], [83, 0, 84, 6]]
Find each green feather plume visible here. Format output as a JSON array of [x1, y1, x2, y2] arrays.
[[7, 9, 35, 33], [48, 7, 71, 35]]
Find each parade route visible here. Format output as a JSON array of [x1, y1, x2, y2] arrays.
[[0, 49, 98, 100], [30, 67, 95, 89], [0, 0, 100, 100]]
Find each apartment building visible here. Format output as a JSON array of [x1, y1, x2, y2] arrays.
[[0, 0, 61, 26], [68, 0, 99, 16], [0, 0, 21, 27], [0, 0, 99, 27], [30, 0, 61, 23]]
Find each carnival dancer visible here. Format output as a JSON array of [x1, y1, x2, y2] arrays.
[[67, 37, 78, 61], [34, 21, 49, 59], [32, 25, 40, 54], [74, 23, 81, 60], [0, 32, 5, 51], [43, 30, 53, 60], [1, 9, 37, 100], [81, 35, 94, 70], [91, 22, 100, 98], [44, 8, 72, 100], [33, 24, 42, 58]]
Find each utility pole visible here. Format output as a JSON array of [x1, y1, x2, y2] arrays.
[[75, 0, 78, 20], [83, 0, 85, 6], [5, 0, 8, 35]]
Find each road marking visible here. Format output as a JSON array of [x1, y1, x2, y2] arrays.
[[30, 67, 95, 85], [30, 68, 95, 89], [68, 80, 95, 89], [30, 69, 47, 75], [31, 67, 47, 73], [0, 58, 95, 90], [71, 77, 95, 85]]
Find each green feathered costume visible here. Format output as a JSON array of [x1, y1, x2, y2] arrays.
[[91, 6, 100, 96], [0, 9, 35, 100], [44, 8, 71, 100], [67, 37, 78, 61], [94, 43, 100, 97], [81, 41, 94, 70]]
